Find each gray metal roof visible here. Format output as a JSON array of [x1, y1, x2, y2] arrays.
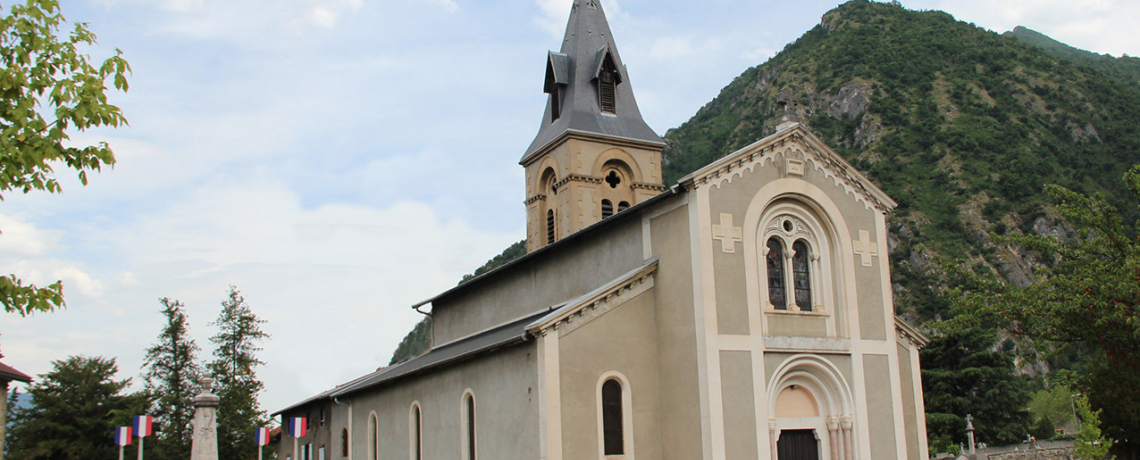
[[328, 308, 552, 398], [522, 0, 664, 163]]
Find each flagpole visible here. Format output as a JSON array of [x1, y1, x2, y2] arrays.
[[293, 437, 299, 460], [137, 436, 144, 460], [259, 443, 263, 460], [119, 444, 124, 460]]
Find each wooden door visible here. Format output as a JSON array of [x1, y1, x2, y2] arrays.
[[777, 429, 819, 460]]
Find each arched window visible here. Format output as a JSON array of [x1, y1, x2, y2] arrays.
[[601, 379, 624, 455], [409, 404, 422, 460], [617, 201, 630, 212], [766, 238, 786, 310], [601, 200, 614, 219], [547, 210, 556, 244], [368, 413, 378, 460], [792, 240, 812, 311], [461, 392, 477, 460]]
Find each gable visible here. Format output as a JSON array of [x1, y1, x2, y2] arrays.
[[678, 123, 896, 212]]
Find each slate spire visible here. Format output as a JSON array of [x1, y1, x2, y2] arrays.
[[521, 0, 664, 163]]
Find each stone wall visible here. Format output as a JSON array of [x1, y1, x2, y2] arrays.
[[988, 446, 1073, 460]]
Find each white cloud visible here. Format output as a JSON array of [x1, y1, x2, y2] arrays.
[[0, 213, 62, 256], [312, 7, 337, 27], [912, 0, 1140, 56], [52, 267, 105, 299]]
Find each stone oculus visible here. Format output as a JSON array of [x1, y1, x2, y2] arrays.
[[274, 1, 930, 460]]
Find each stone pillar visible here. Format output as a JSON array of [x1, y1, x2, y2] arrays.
[[841, 416, 854, 460], [965, 414, 976, 455], [190, 378, 220, 460], [827, 416, 841, 460]]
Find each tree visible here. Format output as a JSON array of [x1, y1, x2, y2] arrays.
[[6, 356, 149, 460], [142, 298, 202, 460], [921, 324, 1032, 446], [1074, 395, 1115, 460], [208, 286, 269, 460], [949, 166, 1140, 453], [0, 0, 130, 316]]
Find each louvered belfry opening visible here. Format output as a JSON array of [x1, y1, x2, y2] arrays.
[[602, 199, 614, 218], [598, 53, 618, 114], [547, 209, 556, 244], [617, 201, 630, 212]]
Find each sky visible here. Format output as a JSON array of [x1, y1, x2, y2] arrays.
[[3, 0, 1138, 417]]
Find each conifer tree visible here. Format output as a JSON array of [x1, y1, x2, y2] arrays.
[[208, 286, 270, 460], [921, 325, 1032, 446], [142, 298, 202, 460], [6, 356, 149, 460]]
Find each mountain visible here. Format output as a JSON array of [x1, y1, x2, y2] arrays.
[[1003, 26, 1140, 89], [661, 0, 1140, 321], [391, 0, 1140, 360]]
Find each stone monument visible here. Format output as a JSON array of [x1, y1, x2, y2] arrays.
[[190, 378, 219, 460]]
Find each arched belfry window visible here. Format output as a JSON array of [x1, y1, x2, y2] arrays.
[[601, 379, 624, 455], [792, 240, 812, 311], [601, 199, 614, 219], [617, 201, 630, 212], [766, 238, 787, 310]]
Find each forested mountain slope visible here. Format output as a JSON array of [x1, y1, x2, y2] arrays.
[[662, 0, 1140, 322], [392, 0, 1140, 360]]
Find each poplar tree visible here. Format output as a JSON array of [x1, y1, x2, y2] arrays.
[[208, 286, 269, 460], [142, 298, 202, 460]]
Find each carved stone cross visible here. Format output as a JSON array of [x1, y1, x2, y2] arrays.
[[711, 213, 743, 253], [853, 230, 878, 267]]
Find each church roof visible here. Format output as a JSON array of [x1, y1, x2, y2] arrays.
[[521, 0, 664, 164], [0, 361, 31, 383], [327, 308, 554, 399]]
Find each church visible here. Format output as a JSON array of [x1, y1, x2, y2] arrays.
[[273, 2, 930, 459]]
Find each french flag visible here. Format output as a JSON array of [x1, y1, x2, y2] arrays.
[[255, 427, 271, 446], [133, 415, 153, 438], [289, 417, 307, 438], [115, 427, 133, 446]]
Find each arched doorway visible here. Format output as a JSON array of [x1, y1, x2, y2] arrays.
[[767, 355, 855, 460]]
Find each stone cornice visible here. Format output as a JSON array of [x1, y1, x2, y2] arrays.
[[677, 123, 897, 212], [895, 316, 930, 349], [527, 258, 658, 336], [524, 193, 548, 206], [520, 129, 666, 167], [631, 182, 667, 192]]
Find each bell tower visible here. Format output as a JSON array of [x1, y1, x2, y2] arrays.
[[521, 0, 666, 252]]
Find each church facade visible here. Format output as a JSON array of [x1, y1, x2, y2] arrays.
[[274, 2, 929, 460]]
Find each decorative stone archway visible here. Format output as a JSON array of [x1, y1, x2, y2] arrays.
[[767, 355, 855, 460]]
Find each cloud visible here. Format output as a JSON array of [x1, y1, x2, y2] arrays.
[[912, 0, 1140, 56], [0, 213, 62, 256], [312, 7, 337, 27], [424, 0, 459, 13], [52, 267, 105, 299]]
